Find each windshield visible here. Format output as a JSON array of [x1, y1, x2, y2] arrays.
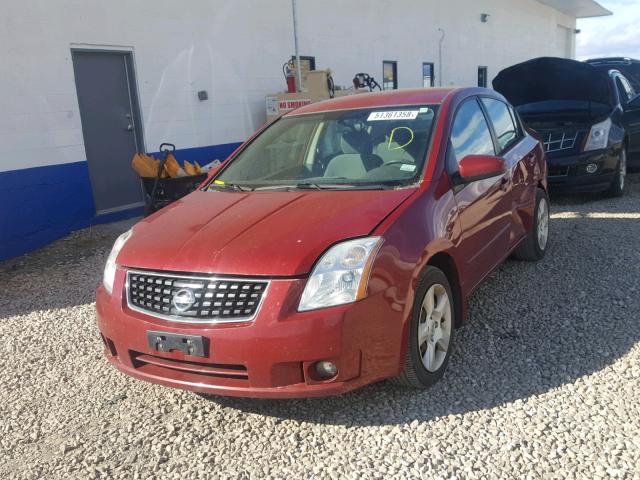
[[211, 105, 438, 190]]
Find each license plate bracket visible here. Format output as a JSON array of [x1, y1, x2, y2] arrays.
[[147, 331, 207, 357]]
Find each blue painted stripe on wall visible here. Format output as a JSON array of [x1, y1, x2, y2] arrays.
[[0, 141, 243, 261], [0, 161, 95, 261]]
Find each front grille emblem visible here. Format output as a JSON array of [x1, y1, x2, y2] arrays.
[[172, 289, 196, 312]]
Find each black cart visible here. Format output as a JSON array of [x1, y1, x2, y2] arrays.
[[141, 143, 208, 216]]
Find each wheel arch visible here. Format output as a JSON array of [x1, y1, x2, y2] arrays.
[[538, 180, 547, 193], [426, 251, 465, 328]]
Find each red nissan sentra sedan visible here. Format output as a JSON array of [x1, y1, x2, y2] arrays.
[[96, 87, 549, 398]]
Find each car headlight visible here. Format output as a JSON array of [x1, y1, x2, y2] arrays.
[[298, 237, 383, 312], [584, 118, 612, 152], [103, 229, 132, 295]]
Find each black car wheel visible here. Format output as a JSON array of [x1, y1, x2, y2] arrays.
[[392, 266, 455, 388], [605, 147, 626, 198], [513, 188, 550, 262]]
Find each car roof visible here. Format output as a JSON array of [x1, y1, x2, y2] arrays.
[[287, 87, 478, 116], [586, 57, 640, 66]]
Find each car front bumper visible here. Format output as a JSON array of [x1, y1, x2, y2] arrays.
[[546, 147, 619, 193], [95, 268, 406, 399]]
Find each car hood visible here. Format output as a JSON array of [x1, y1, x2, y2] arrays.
[[493, 57, 611, 107], [118, 188, 416, 276]]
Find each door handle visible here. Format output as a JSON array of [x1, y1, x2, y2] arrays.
[[126, 124, 134, 131]]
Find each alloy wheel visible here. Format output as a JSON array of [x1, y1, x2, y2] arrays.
[[537, 196, 549, 251], [417, 284, 452, 372], [619, 149, 627, 191]]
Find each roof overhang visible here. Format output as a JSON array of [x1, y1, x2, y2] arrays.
[[536, 0, 612, 18]]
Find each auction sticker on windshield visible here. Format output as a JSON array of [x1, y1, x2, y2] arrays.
[[367, 110, 419, 121]]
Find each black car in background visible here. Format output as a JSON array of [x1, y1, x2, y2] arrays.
[[586, 57, 640, 92], [494, 57, 640, 196]]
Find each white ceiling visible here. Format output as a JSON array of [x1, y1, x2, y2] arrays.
[[536, 0, 612, 18]]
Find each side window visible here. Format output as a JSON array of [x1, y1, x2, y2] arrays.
[[619, 76, 636, 101], [616, 77, 630, 105], [508, 104, 524, 137], [481, 98, 519, 152], [448, 98, 496, 168]]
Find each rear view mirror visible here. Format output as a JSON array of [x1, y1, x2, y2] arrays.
[[458, 155, 507, 182]]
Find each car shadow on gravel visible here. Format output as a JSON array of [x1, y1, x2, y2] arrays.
[[0, 219, 137, 318], [204, 210, 640, 426]]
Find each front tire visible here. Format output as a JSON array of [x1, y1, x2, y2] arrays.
[[604, 147, 626, 198], [392, 266, 455, 388], [513, 188, 549, 262]]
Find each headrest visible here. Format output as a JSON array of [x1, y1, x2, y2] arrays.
[[340, 129, 373, 155]]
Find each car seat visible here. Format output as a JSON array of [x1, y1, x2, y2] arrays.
[[324, 129, 383, 178]]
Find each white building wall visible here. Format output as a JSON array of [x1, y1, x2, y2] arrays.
[[298, 0, 576, 89], [1, 0, 293, 173], [0, 0, 576, 174], [0, 0, 579, 260]]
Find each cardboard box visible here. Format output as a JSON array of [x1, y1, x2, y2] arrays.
[[333, 88, 368, 98], [303, 70, 330, 97]]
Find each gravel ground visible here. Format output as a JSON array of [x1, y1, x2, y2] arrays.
[[1, 176, 639, 480]]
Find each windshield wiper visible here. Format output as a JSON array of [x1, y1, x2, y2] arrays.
[[306, 182, 397, 190], [294, 182, 330, 190], [295, 183, 398, 190], [250, 183, 332, 191], [208, 182, 251, 192], [239, 182, 399, 192]]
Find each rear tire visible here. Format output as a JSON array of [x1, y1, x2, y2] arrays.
[[604, 148, 626, 198], [392, 266, 455, 388], [513, 188, 549, 262]]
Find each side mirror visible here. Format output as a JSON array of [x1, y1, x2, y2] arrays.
[[458, 155, 507, 183]]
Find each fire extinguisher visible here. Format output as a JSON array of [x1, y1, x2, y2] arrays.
[[283, 60, 297, 93]]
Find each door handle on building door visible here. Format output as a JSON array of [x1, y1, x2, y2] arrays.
[[124, 113, 134, 131]]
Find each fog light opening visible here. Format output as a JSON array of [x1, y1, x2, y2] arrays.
[[314, 361, 338, 380], [586, 163, 599, 174]]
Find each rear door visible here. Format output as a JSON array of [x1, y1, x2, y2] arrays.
[[447, 97, 512, 292], [479, 97, 534, 243]]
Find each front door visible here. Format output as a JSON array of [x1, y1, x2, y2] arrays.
[[624, 105, 640, 160], [447, 97, 512, 292], [72, 50, 144, 215], [617, 75, 640, 160]]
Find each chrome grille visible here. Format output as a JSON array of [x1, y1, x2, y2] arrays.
[[126, 270, 268, 323], [542, 130, 579, 153]]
